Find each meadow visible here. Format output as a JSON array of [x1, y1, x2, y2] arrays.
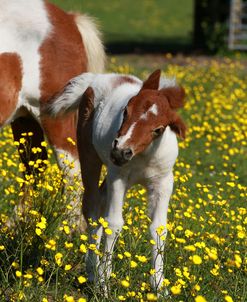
[[0, 55, 246, 302]]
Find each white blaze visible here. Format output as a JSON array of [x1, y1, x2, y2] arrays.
[[117, 122, 136, 147], [140, 104, 158, 120]]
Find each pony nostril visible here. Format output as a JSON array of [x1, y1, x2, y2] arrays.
[[122, 148, 133, 160], [112, 138, 119, 149]]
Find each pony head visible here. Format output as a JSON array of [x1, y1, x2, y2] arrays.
[[111, 70, 186, 166]]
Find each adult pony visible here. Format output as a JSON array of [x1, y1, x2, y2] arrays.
[[46, 70, 186, 291], [0, 0, 105, 228]]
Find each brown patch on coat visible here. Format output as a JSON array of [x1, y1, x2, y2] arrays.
[[41, 113, 78, 156], [39, 2, 88, 156], [0, 53, 22, 126], [112, 76, 139, 89]]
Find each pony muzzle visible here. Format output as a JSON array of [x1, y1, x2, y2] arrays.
[[110, 143, 133, 166]]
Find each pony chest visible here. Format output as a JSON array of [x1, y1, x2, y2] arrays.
[[125, 135, 178, 185], [125, 154, 170, 185]]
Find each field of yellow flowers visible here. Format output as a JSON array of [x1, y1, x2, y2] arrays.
[[0, 56, 246, 302]]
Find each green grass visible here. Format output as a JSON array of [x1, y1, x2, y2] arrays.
[[50, 0, 193, 46], [0, 56, 246, 301]]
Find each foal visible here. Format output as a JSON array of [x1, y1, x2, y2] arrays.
[[47, 70, 186, 290]]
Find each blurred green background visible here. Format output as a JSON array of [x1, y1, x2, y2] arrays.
[[50, 0, 193, 51]]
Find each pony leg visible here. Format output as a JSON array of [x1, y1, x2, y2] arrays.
[[147, 172, 174, 291], [77, 105, 107, 281], [41, 114, 85, 231], [11, 116, 48, 174], [99, 172, 126, 282], [11, 115, 48, 216], [79, 145, 104, 282]]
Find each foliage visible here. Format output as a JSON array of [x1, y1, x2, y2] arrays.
[[0, 57, 247, 301]]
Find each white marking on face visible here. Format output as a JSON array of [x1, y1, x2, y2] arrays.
[[117, 122, 136, 147], [140, 104, 158, 120]]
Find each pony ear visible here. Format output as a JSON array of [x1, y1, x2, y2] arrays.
[[169, 112, 186, 139], [142, 69, 161, 90], [160, 86, 185, 110]]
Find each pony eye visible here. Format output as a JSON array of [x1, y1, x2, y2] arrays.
[[153, 126, 165, 137]]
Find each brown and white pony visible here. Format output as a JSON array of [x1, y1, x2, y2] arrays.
[[0, 0, 105, 228], [46, 70, 186, 292]]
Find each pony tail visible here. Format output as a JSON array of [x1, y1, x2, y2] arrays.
[[43, 73, 95, 117], [74, 14, 105, 73]]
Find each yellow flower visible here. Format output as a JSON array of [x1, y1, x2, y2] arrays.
[[36, 217, 47, 236], [224, 295, 233, 302], [195, 295, 207, 302], [67, 137, 76, 146], [16, 270, 22, 278], [149, 268, 156, 275], [124, 251, 131, 258], [99, 217, 108, 228], [121, 280, 130, 287], [0, 245, 5, 251], [45, 239, 56, 250], [162, 278, 170, 286], [237, 230, 245, 239], [65, 242, 73, 249], [210, 264, 220, 276], [64, 295, 75, 302], [80, 234, 88, 241], [130, 260, 137, 268], [65, 264, 72, 271], [194, 284, 201, 291], [77, 298, 87, 302], [36, 267, 44, 275], [156, 225, 165, 236], [12, 262, 19, 268], [78, 276, 87, 284], [184, 245, 196, 252], [105, 228, 113, 235], [41, 141, 48, 147], [55, 253, 63, 266], [170, 285, 181, 295], [35, 228, 42, 236], [191, 255, 202, 265], [234, 254, 242, 268], [136, 255, 148, 263], [24, 273, 33, 279], [63, 225, 70, 235], [147, 293, 158, 301], [79, 244, 87, 253]]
